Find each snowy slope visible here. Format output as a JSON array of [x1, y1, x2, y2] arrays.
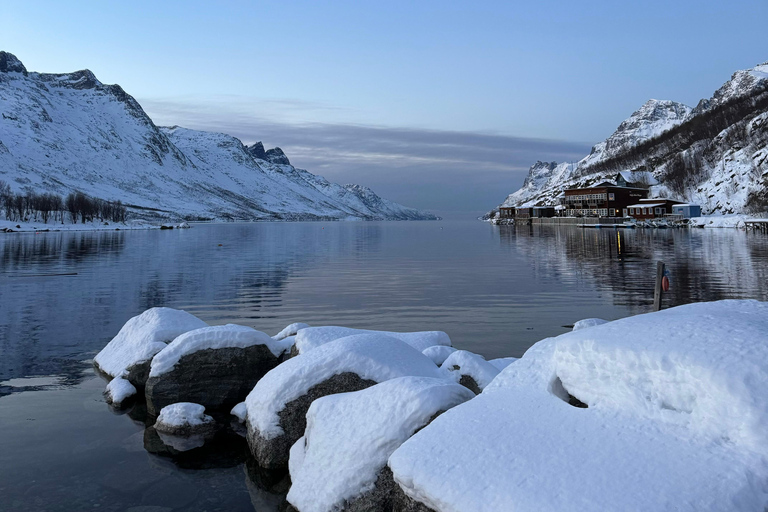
[[0, 52, 437, 221], [495, 62, 768, 214]]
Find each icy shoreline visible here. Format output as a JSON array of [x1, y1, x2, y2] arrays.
[[0, 219, 191, 233], [93, 301, 768, 511]]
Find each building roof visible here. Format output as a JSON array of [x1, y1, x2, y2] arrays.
[[628, 203, 664, 208], [672, 203, 699, 208], [638, 198, 681, 203], [564, 184, 649, 192]]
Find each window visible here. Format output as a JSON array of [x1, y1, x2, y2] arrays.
[[655, 208, 664, 215], [608, 193, 615, 201]]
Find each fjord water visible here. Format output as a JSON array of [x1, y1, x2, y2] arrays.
[[1, 218, 767, 511]]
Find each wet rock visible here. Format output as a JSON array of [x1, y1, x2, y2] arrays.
[[145, 343, 280, 415], [248, 372, 376, 469]]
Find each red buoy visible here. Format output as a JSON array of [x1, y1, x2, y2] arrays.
[[661, 275, 670, 292]]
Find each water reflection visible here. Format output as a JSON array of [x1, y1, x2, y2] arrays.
[[499, 224, 768, 313]]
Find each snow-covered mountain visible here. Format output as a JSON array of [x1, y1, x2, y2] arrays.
[[0, 52, 437, 221], [496, 61, 768, 215]]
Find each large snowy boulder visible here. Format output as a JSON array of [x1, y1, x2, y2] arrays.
[[145, 324, 284, 414], [245, 334, 446, 469], [389, 300, 768, 512], [93, 308, 207, 387], [293, 327, 451, 356], [440, 350, 503, 394], [287, 377, 474, 512]]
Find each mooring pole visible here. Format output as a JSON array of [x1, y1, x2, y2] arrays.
[[653, 261, 665, 312]]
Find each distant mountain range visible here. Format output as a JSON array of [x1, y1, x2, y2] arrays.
[[494, 61, 768, 215], [0, 51, 437, 221]]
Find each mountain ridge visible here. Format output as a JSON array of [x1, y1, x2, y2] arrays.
[[0, 51, 437, 222], [494, 61, 768, 215]]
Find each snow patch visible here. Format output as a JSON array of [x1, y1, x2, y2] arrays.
[[572, 318, 609, 330], [149, 324, 282, 377], [104, 377, 136, 406], [156, 402, 213, 429], [245, 334, 447, 439], [441, 350, 500, 391], [421, 346, 457, 366], [274, 322, 310, 341], [93, 308, 207, 379], [294, 326, 451, 355], [287, 377, 474, 512], [389, 300, 768, 512]]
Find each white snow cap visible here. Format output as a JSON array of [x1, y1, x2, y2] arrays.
[[156, 402, 213, 429], [287, 377, 474, 512], [488, 357, 518, 371], [441, 350, 501, 391], [245, 333, 446, 439], [105, 377, 136, 406], [572, 317, 609, 330], [273, 322, 310, 341], [94, 308, 207, 378], [231, 402, 247, 423], [149, 324, 281, 378], [294, 326, 451, 355], [421, 345, 457, 366], [390, 300, 768, 512]]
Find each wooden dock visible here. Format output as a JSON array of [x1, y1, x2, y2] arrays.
[[745, 219, 768, 233]]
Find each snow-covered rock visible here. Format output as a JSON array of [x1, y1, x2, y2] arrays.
[[572, 317, 609, 330], [0, 51, 438, 222], [93, 307, 207, 386], [154, 402, 215, 437], [421, 345, 457, 366], [287, 377, 474, 512], [440, 350, 500, 394], [104, 377, 136, 407], [487, 357, 518, 371], [231, 402, 247, 423], [389, 300, 768, 512], [145, 324, 283, 414], [244, 334, 446, 468], [274, 322, 310, 341], [293, 327, 451, 356], [150, 402, 217, 452]]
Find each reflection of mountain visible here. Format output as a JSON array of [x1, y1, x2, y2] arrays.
[[498, 225, 768, 312], [0, 224, 384, 382]]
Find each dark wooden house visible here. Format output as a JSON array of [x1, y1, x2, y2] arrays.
[[563, 182, 648, 217], [627, 198, 685, 220]]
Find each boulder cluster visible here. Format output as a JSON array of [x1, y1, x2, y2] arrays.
[[95, 301, 768, 511]]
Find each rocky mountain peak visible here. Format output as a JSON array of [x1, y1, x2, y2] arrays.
[[0, 51, 27, 75], [691, 61, 768, 116], [265, 147, 290, 165], [246, 142, 267, 160]]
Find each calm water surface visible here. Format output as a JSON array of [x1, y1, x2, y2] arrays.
[[1, 218, 767, 511]]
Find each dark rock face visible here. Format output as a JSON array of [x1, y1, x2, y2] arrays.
[[458, 374, 481, 395], [0, 52, 27, 74], [247, 372, 377, 469], [246, 142, 267, 160], [265, 147, 291, 165], [392, 483, 439, 512], [145, 344, 280, 415]]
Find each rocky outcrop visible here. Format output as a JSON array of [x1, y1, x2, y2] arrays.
[[248, 372, 377, 469], [265, 147, 291, 165], [145, 343, 281, 415]]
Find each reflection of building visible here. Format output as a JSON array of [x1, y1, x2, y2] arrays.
[[563, 182, 648, 217], [627, 198, 684, 220]]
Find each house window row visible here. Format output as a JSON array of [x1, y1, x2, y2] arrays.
[[629, 207, 665, 215], [566, 193, 607, 202]]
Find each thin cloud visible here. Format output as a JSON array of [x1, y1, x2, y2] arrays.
[[138, 97, 592, 212]]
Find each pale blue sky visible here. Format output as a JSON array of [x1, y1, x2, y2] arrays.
[[3, 1, 767, 211]]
